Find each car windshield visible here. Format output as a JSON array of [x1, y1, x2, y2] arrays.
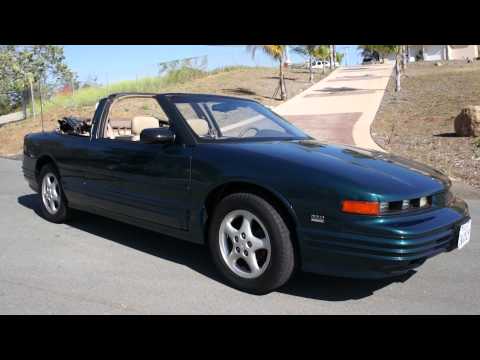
[[170, 96, 309, 141]]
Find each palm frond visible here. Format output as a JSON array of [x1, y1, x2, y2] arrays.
[[247, 45, 286, 61], [313, 45, 330, 60]]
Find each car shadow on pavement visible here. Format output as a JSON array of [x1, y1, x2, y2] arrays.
[[18, 193, 416, 301], [278, 271, 414, 301]]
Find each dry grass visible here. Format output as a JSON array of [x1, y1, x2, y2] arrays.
[[0, 66, 329, 156], [372, 60, 480, 189]]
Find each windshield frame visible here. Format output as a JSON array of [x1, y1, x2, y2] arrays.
[[165, 94, 311, 144]]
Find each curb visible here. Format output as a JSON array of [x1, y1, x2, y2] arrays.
[[351, 64, 394, 152]]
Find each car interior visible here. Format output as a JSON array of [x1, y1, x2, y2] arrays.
[[103, 97, 211, 142]]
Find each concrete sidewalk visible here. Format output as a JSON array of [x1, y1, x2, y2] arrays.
[[0, 111, 25, 127], [275, 64, 394, 151]]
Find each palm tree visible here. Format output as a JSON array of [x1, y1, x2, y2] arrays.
[[313, 45, 330, 74], [359, 45, 402, 91], [335, 52, 345, 66], [247, 45, 287, 100], [292, 45, 318, 83]]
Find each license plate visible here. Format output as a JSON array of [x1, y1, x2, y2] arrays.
[[458, 220, 472, 249]]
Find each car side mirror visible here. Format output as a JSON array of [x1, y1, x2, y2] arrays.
[[140, 127, 175, 144]]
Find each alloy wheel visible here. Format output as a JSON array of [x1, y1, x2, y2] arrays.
[[218, 209, 271, 279], [41, 172, 61, 215]]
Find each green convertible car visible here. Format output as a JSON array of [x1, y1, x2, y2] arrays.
[[22, 93, 471, 294]]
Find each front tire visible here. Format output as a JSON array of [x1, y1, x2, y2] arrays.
[[39, 164, 69, 223], [209, 193, 295, 294]]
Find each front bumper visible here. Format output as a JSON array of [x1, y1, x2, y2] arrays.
[[298, 197, 470, 278]]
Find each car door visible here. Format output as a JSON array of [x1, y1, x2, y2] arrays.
[[87, 136, 191, 230]]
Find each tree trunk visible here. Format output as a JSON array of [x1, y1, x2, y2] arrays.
[[332, 45, 336, 68], [322, 61, 325, 74], [329, 45, 333, 69], [28, 77, 36, 120], [39, 77, 44, 132], [309, 55, 313, 83], [401, 45, 407, 72], [279, 60, 286, 100], [22, 89, 28, 119], [395, 55, 401, 92]]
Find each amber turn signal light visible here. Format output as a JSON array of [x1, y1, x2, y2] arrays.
[[341, 200, 380, 215]]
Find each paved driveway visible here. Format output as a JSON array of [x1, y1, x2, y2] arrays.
[[275, 64, 394, 151], [0, 158, 479, 314]]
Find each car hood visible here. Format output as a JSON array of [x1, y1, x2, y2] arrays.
[[231, 139, 450, 200]]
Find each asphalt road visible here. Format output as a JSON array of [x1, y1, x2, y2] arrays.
[[1, 157, 479, 314]]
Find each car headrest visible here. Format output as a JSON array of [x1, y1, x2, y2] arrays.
[[187, 118, 209, 137], [109, 118, 132, 129], [132, 116, 159, 135]]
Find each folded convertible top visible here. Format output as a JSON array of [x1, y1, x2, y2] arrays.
[[58, 116, 91, 136]]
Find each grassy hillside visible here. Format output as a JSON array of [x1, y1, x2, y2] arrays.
[[0, 66, 329, 156], [372, 61, 480, 189], [37, 66, 245, 112]]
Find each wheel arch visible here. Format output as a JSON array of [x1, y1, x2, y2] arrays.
[[35, 154, 59, 182], [204, 181, 301, 266]]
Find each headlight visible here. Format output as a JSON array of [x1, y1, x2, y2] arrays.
[[342, 195, 433, 216]]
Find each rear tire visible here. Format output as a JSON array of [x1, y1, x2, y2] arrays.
[[209, 193, 295, 294], [38, 164, 69, 223]]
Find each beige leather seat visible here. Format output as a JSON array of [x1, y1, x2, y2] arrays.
[[187, 118, 210, 137], [106, 118, 132, 139], [132, 116, 159, 141]]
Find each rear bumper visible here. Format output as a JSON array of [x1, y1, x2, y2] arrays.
[[298, 198, 470, 279]]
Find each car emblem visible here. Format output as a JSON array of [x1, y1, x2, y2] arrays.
[[311, 214, 325, 223]]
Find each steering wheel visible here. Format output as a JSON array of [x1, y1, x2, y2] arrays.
[[238, 127, 260, 138]]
